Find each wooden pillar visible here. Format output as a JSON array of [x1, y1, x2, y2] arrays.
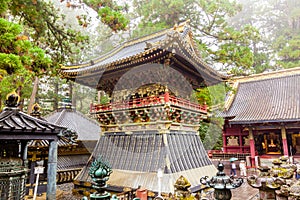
[[249, 127, 256, 167], [222, 130, 227, 153], [281, 126, 289, 156], [239, 134, 243, 153], [47, 139, 58, 200], [22, 141, 29, 167]]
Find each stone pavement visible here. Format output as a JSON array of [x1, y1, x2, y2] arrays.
[[231, 180, 259, 200]]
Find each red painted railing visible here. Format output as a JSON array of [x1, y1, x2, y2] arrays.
[[168, 95, 207, 111], [90, 94, 207, 113]]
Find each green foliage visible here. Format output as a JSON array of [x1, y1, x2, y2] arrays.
[[231, 0, 300, 73], [131, 22, 168, 39], [98, 6, 129, 32], [276, 35, 300, 69], [3, 0, 89, 69], [84, 0, 129, 32], [0, 0, 10, 14], [132, 0, 259, 76], [0, 53, 22, 75], [0, 68, 34, 109], [0, 0, 91, 109], [199, 118, 224, 150], [0, 18, 51, 105], [100, 94, 110, 105], [195, 83, 226, 107]]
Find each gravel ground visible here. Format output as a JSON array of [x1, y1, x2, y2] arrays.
[[57, 183, 84, 200]]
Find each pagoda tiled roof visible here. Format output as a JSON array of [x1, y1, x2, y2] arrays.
[[74, 130, 216, 193], [57, 154, 90, 171], [60, 21, 227, 92], [223, 67, 300, 124], [46, 108, 100, 141]]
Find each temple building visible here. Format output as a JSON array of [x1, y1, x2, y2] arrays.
[[222, 67, 300, 165], [26, 99, 100, 192], [0, 92, 77, 199], [60, 21, 227, 194]]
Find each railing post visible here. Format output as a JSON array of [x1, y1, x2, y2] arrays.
[[164, 87, 170, 103], [90, 102, 93, 113]]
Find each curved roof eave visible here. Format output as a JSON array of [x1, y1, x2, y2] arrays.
[[60, 25, 228, 85]]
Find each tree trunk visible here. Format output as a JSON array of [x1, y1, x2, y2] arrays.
[[17, 77, 24, 111], [27, 76, 39, 114], [69, 81, 75, 108], [53, 78, 59, 111]]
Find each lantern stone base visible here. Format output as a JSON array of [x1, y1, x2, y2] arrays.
[[275, 195, 288, 200], [90, 192, 111, 200], [214, 189, 232, 200]]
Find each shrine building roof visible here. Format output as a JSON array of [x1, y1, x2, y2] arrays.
[[46, 106, 100, 141], [222, 67, 300, 124], [0, 92, 77, 142], [60, 21, 227, 94]]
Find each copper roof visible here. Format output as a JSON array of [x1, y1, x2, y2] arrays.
[[223, 68, 300, 124], [57, 154, 90, 171], [28, 138, 71, 147], [0, 106, 72, 140], [74, 130, 217, 193], [60, 21, 227, 94], [46, 108, 100, 141]]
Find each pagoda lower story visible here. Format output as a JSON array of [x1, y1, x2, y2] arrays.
[[75, 130, 216, 194], [73, 86, 217, 195]]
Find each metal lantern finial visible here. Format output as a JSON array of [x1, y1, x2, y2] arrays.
[[89, 156, 112, 200]]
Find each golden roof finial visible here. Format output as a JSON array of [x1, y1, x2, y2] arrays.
[[175, 20, 191, 32], [5, 91, 20, 107]]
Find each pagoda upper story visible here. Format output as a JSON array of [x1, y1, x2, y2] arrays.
[[60, 21, 226, 94], [60, 21, 227, 131]]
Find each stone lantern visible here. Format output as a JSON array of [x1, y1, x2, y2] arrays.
[[276, 180, 300, 200], [270, 157, 295, 180], [271, 156, 297, 200], [247, 165, 285, 200], [200, 163, 243, 200]]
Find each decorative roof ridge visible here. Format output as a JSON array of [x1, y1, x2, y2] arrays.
[[167, 30, 228, 80], [61, 28, 170, 70], [0, 106, 67, 131], [54, 108, 66, 125], [231, 67, 300, 83], [73, 109, 100, 126], [60, 20, 198, 71], [46, 108, 99, 126], [224, 81, 239, 111]]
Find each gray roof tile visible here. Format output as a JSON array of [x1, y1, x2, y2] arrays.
[[224, 74, 300, 124], [46, 109, 100, 141], [74, 130, 217, 193]]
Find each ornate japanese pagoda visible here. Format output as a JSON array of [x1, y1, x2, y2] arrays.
[[60, 21, 227, 194]]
